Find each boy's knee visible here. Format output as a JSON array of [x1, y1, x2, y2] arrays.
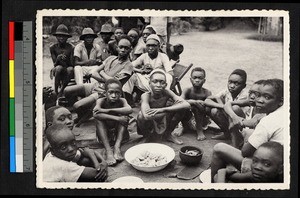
[[67, 67, 74, 74], [211, 108, 219, 116], [55, 65, 64, 73], [213, 142, 228, 154]]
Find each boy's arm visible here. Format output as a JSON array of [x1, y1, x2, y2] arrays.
[[140, 93, 152, 120], [205, 96, 224, 109], [241, 142, 257, 158], [224, 101, 244, 127], [50, 46, 59, 66], [77, 167, 107, 182], [103, 98, 133, 115], [227, 171, 253, 183], [79, 147, 100, 169], [91, 64, 105, 82], [157, 90, 190, 113], [241, 114, 266, 129], [231, 99, 250, 107]]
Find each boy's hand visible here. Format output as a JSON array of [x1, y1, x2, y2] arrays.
[[93, 107, 109, 115], [241, 157, 252, 173], [194, 100, 205, 109], [57, 54, 66, 61], [94, 162, 108, 182], [79, 147, 94, 157], [146, 108, 162, 117], [118, 116, 129, 126]]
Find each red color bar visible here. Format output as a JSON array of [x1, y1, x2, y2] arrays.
[[9, 21, 14, 60]]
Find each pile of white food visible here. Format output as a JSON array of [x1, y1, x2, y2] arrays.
[[131, 150, 168, 167]]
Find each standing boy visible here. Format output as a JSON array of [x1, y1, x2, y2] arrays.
[[205, 69, 249, 140], [137, 69, 190, 145], [173, 67, 212, 140], [50, 24, 74, 97], [93, 79, 132, 166]]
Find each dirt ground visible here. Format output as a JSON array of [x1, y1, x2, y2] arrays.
[[42, 27, 283, 183]]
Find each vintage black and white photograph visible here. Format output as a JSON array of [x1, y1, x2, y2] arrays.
[[36, 9, 290, 189]]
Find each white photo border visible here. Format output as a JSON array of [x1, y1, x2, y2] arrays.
[[36, 9, 290, 190]]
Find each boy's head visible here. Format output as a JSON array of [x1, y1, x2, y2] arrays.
[[127, 28, 140, 46], [45, 106, 74, 130], [142, 26, 156, 43], [190, 67, 206, 88], [104, 78, 123, 102], [227, 69, 247, 95], [251, 141, 283, 183], [100, 24, 113, 43], [146, 34, 160, 57], [249, 80, 265, 106], [46, 124, 78, 162], [117, 35, 132, 59], [255, 79, 283, 114], [80, 28, 97, 45], [114, 27, 124, 41], [53, 24, 72, 44], [149, 69, 167, 94]]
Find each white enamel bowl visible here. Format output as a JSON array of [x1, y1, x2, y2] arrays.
[[124, 143, 175, 172]]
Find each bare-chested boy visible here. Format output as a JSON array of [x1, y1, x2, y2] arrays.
[[173, 67, 212, 140], [137, 69, 190, 145], [93, 79, 132, 166]]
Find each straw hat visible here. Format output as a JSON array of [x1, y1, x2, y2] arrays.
[[53, 24, 72, 37], [100, 24, 113, 34], [80, 28, 97, 40]]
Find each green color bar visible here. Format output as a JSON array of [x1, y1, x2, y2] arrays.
[[9, 98, 15, 136]]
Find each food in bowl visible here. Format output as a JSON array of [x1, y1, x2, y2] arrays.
[[131, 151, 168, 167], [184, 149, 200, 156], [124, 143, 175, 172], [179, 146, 203, 165]]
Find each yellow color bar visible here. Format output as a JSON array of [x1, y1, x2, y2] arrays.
[[9, 60, 15, 98]]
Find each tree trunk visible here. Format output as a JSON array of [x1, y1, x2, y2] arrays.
[[258, 17, 283, 36]]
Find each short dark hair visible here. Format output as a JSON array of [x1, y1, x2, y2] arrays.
[[45, 124, 71, 145], [262, 78, 283, 100], [45, 106, 63, 124], [253, 79, 265, 85], [230, 69, 247, 84], [117, 35, 132, 46], [191, 67, 206, 78], [258, 141, 283, 163], [114, 27, 124, 33], [104, 78, 122, 91]]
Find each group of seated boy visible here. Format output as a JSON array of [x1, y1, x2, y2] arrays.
[[43, 22, 285, 183]]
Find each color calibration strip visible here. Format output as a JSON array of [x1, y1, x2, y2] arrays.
[[9, 21, 33, 172], [9, 21, 16, 172]]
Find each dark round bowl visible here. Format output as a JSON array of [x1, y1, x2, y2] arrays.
[[179, 146, 203, 165]]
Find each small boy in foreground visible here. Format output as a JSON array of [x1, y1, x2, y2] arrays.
[[214, 141, 283, 183], [43, 124, 107, 182]]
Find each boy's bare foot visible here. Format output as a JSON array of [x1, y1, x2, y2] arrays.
[[197, 134, 206, 141], [106, 151, 117, 166], [165, 134, 183, 145], [211, 133, 230, 140], [172, 128, 184, 137], [113, 148, 124, 162]]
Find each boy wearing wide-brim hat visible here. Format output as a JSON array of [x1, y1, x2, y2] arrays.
[[50, 24, 74, 97], [94, 24, 114, 61], [72, 27, 102, 85]]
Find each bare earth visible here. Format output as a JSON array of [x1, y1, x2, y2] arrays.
[[42, 28, 283, 183]]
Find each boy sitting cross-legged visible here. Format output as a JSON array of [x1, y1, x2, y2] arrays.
[[137, 69, 190, 145], [173, 67, 212, 141], [93, 79, 132, 166]]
